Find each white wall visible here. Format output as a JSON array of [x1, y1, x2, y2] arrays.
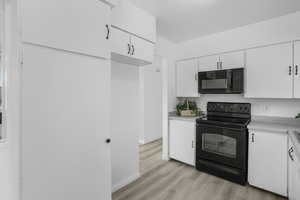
[[111, 61, 140, 192], [155, 36, 178, 112], [0, 0, 20, 199], [177, 11, 300, 60], [173, 11, 300, 117], [139, 57, 162, 144]]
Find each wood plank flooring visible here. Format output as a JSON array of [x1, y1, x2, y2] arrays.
[[112, 140, 286, 200]]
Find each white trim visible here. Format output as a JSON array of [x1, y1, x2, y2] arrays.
[[161, 58, 170, 161], [112, 173, 140, 193]]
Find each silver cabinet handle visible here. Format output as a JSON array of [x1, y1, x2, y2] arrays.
[[289, 66, 292, 76], [296, 65, 299, 76], [195, 73, 198, 81], [192, 141, 194, 148], [251, 133, 255, 143]]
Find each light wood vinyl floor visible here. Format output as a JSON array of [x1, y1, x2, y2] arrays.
[[112, 140, 286, 200]]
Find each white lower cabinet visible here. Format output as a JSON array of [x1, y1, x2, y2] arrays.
[[169, 120, 195, 166], [288, 137, 300, 200], [248, 130, 287, 196]]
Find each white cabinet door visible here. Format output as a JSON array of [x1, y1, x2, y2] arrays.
[[131, 36, 154, 64], [21, 0, 111, 58], [111, 27, 131, 57], [169, 120, 195, 166], [21, 45, 111, 200], [245, 43, 293, 98], [220, 51, 245, 69], [177, 60, 199, 97], [111, 0, 156, 43], [294, 41, 300, 98], [248, 130, 287, 196], [198, 55, 219, 72]]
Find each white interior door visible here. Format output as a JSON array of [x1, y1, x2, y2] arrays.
[[245, 43, 293, 98], [248, 130, 287, 196], [294, 41, 300, 98], [21, 44, 111, 200], [220, 51, 245, 69], [176, 59, 199, 97], [169, 120, 195, 166], [21, 0, 111, 58]]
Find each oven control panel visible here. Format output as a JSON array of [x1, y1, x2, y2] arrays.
[[207, 102, 251, 114]]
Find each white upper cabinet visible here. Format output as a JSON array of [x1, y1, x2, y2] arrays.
[[220, 51, 245, 69], [294, 41, 300, 98], [131, 36, 154, 64], [21, 0, 111, 58], [197, 51, 244, 71], [198, 55, 219, 72], [245, 43, 293, 98], [176, 59, 199, 97], [248, 130, 287, 196], [110, 27, 154, 66], [111, 27, 131, 58], [112, 0, 156, 43]]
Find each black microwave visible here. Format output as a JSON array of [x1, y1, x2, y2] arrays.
[[198, 68, 244, 94]]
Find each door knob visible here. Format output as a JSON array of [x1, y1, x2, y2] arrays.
[[106, 139, 111, 144]]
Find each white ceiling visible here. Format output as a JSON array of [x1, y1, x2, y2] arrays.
[[128, 0, 300, 43]]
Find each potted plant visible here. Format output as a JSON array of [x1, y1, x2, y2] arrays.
[[176, 99, 200, 117], [296, 113, 300, 119]]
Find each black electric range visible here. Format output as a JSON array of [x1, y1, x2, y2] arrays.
[[196, 102, 251, 185]]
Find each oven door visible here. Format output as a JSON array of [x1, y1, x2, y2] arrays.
[[196, 123, 247, 169]]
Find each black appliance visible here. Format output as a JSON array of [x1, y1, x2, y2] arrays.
[[196, 102, 251, 185], [198, 68, 244, 94]]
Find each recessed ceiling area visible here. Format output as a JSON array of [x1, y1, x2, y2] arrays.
[[128, 0, 300, 43]]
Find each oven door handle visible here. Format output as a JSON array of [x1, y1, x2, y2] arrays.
[[196, 123, 244, 131]]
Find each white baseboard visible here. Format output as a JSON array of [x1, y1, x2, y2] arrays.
[[112, 173, 140, 193]]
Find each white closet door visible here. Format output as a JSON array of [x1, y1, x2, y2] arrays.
[[176, 59, 199, 97], [294, 41, 300, 98], [21, 45, 111, 200], [21, 0, 111, 58], [245, 43, 293, 98]]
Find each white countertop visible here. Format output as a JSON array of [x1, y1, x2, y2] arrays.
[[168, 112, 198, 122]]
